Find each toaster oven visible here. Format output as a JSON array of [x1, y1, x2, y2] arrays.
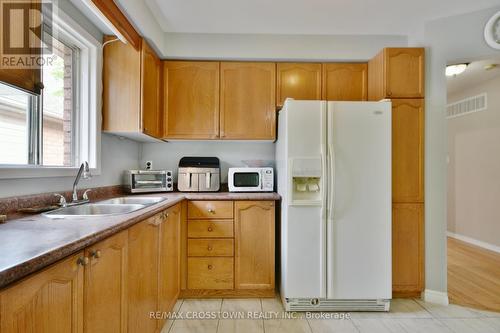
[[125, 170, 173, 193]]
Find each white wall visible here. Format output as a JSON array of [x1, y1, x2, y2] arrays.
[[163, 33, 407, 61], [447, 75, 500, 247], [418, 5, 500, 294], [140, 142, 275, 184]]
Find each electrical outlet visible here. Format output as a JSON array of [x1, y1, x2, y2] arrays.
[[145, 161, 153, 170]]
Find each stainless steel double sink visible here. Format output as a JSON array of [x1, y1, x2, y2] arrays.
[[43, 196, 167, 218]]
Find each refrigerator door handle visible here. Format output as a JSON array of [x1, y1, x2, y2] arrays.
[[320, 145, 327, 219], [328, 143, 336, 220]]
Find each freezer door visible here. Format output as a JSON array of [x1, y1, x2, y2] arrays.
[[278, 100, 328, 299], [326, 101, 392, 299]]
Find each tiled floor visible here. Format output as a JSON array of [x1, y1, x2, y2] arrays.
[[161, 296, 500, 333]]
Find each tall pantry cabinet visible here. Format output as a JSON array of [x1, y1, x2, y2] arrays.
[[368, 47, 425, 297]]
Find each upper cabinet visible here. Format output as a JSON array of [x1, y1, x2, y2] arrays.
[[322, 63, 367, 101], [220, 62, 276, 140], [103, 37, 162, 140], [163, 61, 220, 139], [141, 42, 162, 138], [368, 48, 425, 100], [392, 99, 424, 203], [277, 63, 322, 108]]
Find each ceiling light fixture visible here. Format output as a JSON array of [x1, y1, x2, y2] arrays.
[[446, 63, 469, 77]]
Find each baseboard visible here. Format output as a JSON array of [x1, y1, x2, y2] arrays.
[[422, 289, 449, 306], [447, 231, 500, 254]]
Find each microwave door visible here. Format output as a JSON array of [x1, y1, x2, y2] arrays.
[[233, 172, 261, 191]]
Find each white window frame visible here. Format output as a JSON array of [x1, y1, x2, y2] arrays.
[[0, 5, 102, 179]]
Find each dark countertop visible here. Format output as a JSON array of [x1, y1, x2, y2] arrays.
[[0, 191, 280, 289]]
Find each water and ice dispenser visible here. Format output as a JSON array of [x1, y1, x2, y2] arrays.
[[290, 157, 322, 205]]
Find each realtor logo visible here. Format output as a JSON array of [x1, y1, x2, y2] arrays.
[[1, 0, 53, 69]]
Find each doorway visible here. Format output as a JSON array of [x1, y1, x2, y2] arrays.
[[446, 57, 500, 312]]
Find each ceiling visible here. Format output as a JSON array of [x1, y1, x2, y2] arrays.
[[447, 58, 500, 96], [145, 0, 500, 35]]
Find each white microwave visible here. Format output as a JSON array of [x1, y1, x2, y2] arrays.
[[228, 167, 274, 192]]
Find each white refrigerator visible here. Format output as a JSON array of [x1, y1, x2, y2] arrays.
[[276, 100, 392, 311]]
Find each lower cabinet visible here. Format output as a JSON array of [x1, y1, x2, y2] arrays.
[[183, 200, 276, 297], [128, 215, 160, 333], [128, 204, 181, 333], [392, 203, 424, 296], [235, 201, 275, 290], [84, 231, 128, 333], [0, 203, 182, 333], [157, 204, 181, 331], [0, 252, 84, 333]]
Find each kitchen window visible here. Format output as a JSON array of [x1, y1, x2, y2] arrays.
[[0, 6, 101, 178]]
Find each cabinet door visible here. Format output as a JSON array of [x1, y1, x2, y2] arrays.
[[141, 41, 162, 138], [322, 63, 367, 101], [0, 0, 42, 94], [103, 36, 141, 132], [163, 61, 220, 139], [128, 217, 159, 333], [385, 48, 425, 98], [234, 201, 275, 290], [392, 203, 424, 295], [0, 252, 84, 333], [276, 63, 322, 108], [84, 231, 128, 333], [392, 99, 424, 203], [158, 205, 181, 330], [220, 62, 276, 140]]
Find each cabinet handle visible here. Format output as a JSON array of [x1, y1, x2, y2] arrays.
[[207, 208, 215, 213], [387, 91, 392, 96], [207, 246, 213, 251], [207, 265, 213, 270], [77, 256, 89, 266], [90, 250, 102, 259], [165, 213, 169, 218], [207, 226, 213, 232]]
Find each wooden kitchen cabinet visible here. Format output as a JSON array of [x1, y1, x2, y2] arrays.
[[128, 205, 182, 332], [84, 231, 128, 333], [392, 99, 424, 203], [220, 62, 276, 140], [187, 257, 234, 290], [392, 203, 424, 296], [0, 252, 84, 333], [157, 205, 181, 330], [188, 200, 233, 219], [234, 201, 275, 290], [322, 63, 368, 101], [182, 200, 276, 297], [103, 37, 162, 140], [368, 48, 425, 101], [276, 63, 322, 108], [163, 61, 220, 139], [141, 41, 163, 138], [128, 216, 160, 333]]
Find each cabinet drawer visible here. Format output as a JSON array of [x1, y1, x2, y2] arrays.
[[188, 257, 234, 289], [188, 239, 234, 257], [188, 201, 233, 219], [188, 220, 233, 238]]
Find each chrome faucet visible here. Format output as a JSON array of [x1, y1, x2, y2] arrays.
[[71, 161, 92, 205]]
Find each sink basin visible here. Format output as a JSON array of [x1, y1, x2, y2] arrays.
[[43, 203, 146, 218], [98, 196, 166, 206]]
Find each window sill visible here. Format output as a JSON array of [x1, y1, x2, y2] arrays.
[[0, 165, 102, 179]]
